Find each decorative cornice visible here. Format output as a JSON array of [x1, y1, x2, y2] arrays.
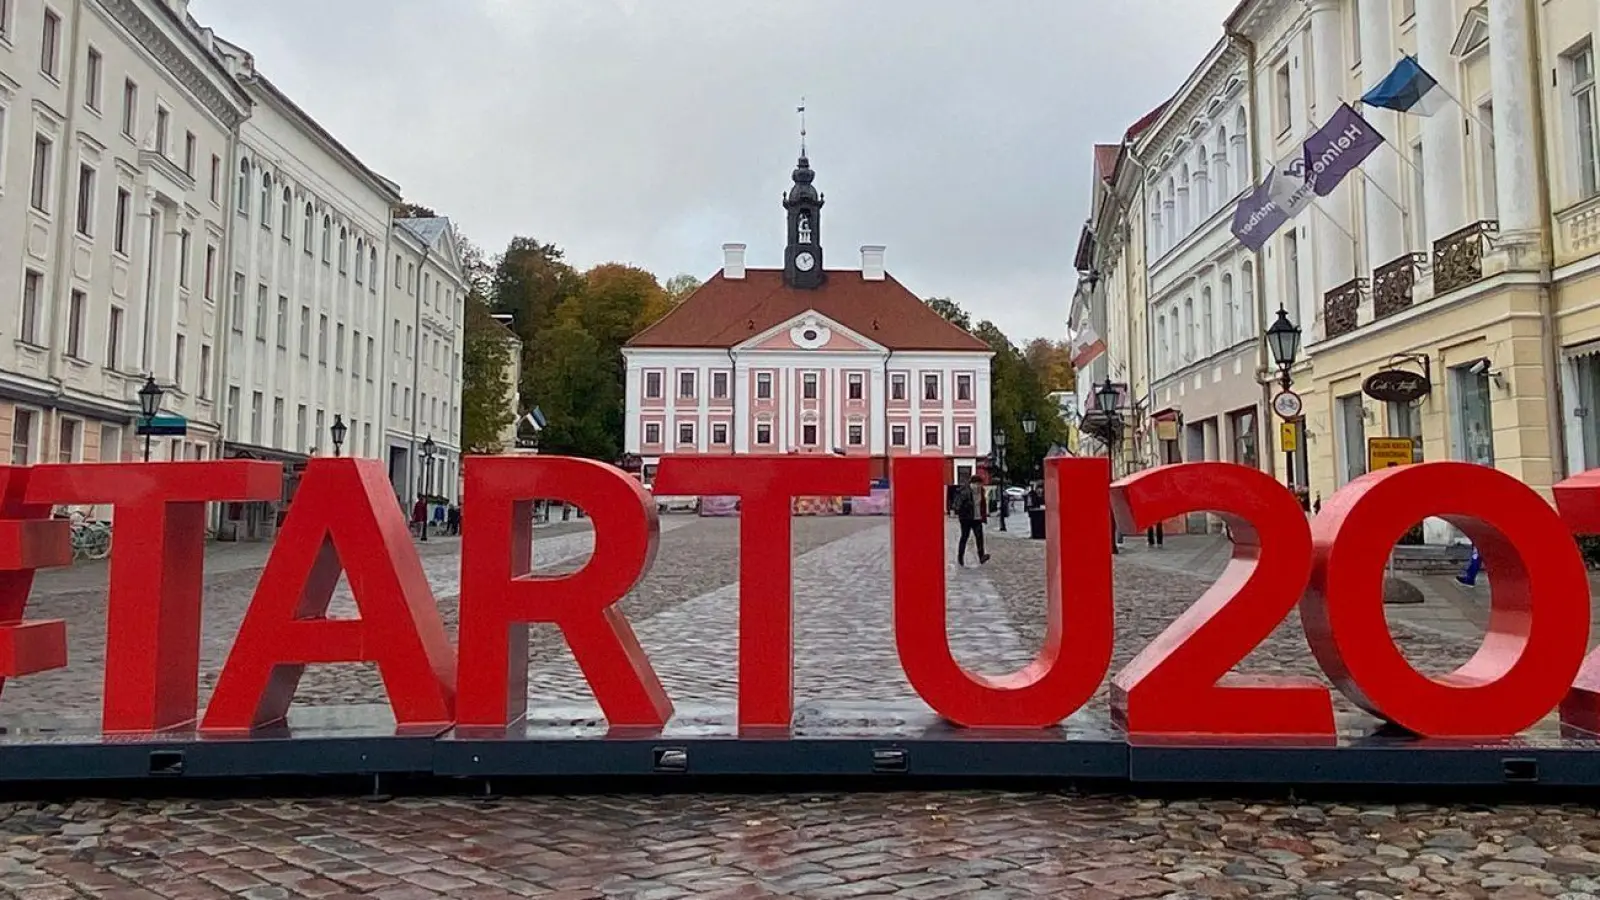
[[1140, 44, 1247, 182], [94, 0, 250, 130]]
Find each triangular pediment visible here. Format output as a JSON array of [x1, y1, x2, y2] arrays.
[[1451, 3, 1489, 58], [735, 309, 887, 354]]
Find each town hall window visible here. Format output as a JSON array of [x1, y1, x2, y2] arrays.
[[677, 422, 694, 445], [802, 372, 819, 400], [644, 371, 662, 399], [756, 372, 773, 400], [891, 374, 906, 401], [924, 424, 941, 447], [712, 423, 728, 445], [923, 373, 940, 401], [756, 422, 772, 445], [956, 374, 972, 402], [847, 373, 863, 400], [678, 370, 695, 398], [891, 424, 907, 447], [644, 422, 660, 444], [957, 425, 973, 446], [802, 423, 818, 445], [712, 371, 729, 399], [848, 423, 864, 446]]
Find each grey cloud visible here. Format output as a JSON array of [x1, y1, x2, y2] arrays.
[[193, 0, 1236, 342]]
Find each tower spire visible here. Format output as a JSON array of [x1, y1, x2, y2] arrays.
[[797, 97, 807, 159]]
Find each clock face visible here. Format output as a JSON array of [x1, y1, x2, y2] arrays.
[[795, 252, 816, 272]]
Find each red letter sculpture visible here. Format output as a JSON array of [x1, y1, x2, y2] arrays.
[[1306, 463, 1588, 737], [1111, 463, 1333, 738], [654, 455, 870, 729], [457, 456, 669, 731], [893, 455, 1113, 728], [201, 458, 456, 733], [26, 461, 279, 733], [1540, 469, 1600, 735], [0, 467, 71, 698]]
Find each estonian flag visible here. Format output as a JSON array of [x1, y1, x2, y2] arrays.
[[522, 407, 547, 432], [1361, 55, 1451, 117]]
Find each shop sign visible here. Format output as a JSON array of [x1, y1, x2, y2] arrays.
[[1363, 368, 1431, 404]]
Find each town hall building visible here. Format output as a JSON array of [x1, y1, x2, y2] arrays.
[[623, 150, 994, 484]]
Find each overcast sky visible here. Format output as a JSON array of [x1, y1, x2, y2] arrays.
[[193, 0, 1236, 345]]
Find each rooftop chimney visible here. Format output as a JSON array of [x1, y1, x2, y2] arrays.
[[861, 245, 886, 281], [723, 243, 747, 280]]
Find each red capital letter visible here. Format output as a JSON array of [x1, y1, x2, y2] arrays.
[[201, 459, 456, 733], [457, 456, 669, 730], [1307, 463, 1587, 737], [893, 455, 1112, 728], [0, 467, 71, 698], [1112, 462, 1333, 738], [1539, 469, 1600, 735], [26, 461, 280, 733], [654, 455, 870, 730]]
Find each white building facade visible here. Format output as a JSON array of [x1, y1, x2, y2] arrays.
[[384, 217, 464, 505]]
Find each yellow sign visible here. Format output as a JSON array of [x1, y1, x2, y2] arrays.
[[1279, 422, 1298, 453], [1368, 437, 1415, 470], [1155, 418, 1179, 442]]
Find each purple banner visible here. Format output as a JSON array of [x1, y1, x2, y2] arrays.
[[1302, 103, 1385, 198], [1230, 176, 1290, 252]]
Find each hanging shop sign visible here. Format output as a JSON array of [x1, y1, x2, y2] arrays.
[[1363, 368, 1431, 404], [1, 455, 1599, 742]]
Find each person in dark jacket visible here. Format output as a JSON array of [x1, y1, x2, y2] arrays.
[[955, 474, 991, 567]]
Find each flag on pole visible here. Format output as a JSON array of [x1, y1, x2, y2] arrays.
[[1361, 55, 1451, 117], [1069, 320, 1106, 370], [1231, 175, 1291, 251], [1301, 103, 1385, 197], [522, 407, 547, 432]]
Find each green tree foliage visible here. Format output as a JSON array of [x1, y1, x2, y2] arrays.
[[392, 202, 438, 219], [460, 294, 516, 453], [1024, 338, 1076, 393], [924, 296, 972, 331], [665, 274, 703, 302]]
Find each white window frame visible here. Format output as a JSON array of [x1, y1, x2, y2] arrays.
[[1570, 42, 1600, 201], [643, 422, 661, 444]]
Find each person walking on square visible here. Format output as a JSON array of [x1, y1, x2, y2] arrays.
[[955, 473, 990, 567], [1457, 546, 1483, 586]]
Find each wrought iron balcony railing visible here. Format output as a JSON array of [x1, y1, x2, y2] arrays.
[[1323, 277, 1366, 339], [1432, 220, 1499, 296], [1373, 252, 1426, 321]]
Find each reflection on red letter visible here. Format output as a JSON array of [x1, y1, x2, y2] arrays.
[[893, 455, 1112, 728], [654, 455, 870, 729], [457, 456, 668, 730], [1112, 463, 1332, 738], [0, 467, 70, 698], [1307, 463, 1587, 737], [201, 459, 455, 733], [26, 461, 279, 733], [1539, 470, 1600, 734]]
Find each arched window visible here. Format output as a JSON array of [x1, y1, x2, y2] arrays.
[[1221, 273, 1236, 348], [280, 187, 292, 238], [1164, 177, 1177, 248], [1200, 286, 1214, 358], [1170, 315, 1181, 372], [1157, 313, 1169, 374], [1151, 191, 1164, 255], [1234, 108, 1249, 187], [303, 202, 314, 250], [355, 238, 365, 283], [369, 247, 378, 291], [1178, 163, 1192, 235], [424, 273, 431, 303], [1215, 126, 1231, 199], [1182, 296, 1195, 362], [338, 227, 348, 273], [1239, 261, 1255, 340], [260, 172, 272, 225], [321, 215, 331, 262], [236, 159, 250, 213], [1195, 146, 1210, 217]]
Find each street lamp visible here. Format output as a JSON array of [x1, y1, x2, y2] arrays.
[[1094, 378, 1119, 415], [1020, 410, 1038, 483], [993, 427, 1009, 533], [137, 375, 164, 462], [329, 415, 347, 457], [1266, 306, 1302, 387], [419, 435, 436, 542]]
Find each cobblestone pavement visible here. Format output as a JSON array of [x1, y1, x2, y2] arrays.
[[6, 517, 1600, 898]]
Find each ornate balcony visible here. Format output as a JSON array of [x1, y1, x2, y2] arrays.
[[1323, 277, 1366, 339], [1373, 252, 1426, 321], [1432, 220, 1499, 295]]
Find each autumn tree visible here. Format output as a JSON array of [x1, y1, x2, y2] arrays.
[[460, 294, 517, 452], [1024, 338, 1076, 393]]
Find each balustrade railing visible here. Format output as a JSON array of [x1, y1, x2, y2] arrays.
[[1432, 220, 1499, 296], [1323, 277, 1366, 339], [1373, 252, 1426, 321]]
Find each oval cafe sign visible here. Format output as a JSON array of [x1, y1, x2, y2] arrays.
[[1362, 368, 1431, 404]]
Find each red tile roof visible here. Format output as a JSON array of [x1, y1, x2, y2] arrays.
[[1125, 102, 1168, 141], [1093, 144, 1121, 183], [627, 269, 991, 352]]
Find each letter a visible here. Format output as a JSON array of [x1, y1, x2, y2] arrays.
[[201, 458, 456, 733], [892, 456, 1113, 727]]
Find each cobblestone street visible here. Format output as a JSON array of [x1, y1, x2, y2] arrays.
[[2, 514, 1600, 898]]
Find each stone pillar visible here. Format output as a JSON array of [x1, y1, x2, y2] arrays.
[[1488, 0, 1543, 247], [1308, 0, 1356, 318], [1416, 0, 1469, 241], [1358, 0, 1404, 266]]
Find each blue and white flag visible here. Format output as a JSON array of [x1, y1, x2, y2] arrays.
[[1361, 55, 1451, 117], [522, 407, 547, 432]]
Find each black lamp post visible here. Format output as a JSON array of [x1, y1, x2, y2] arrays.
[[993, 427, 1009, 533], [330, 415, 347, 457], [1021, 410, 1038, 481], [1094, 378, 1122, 464], [1266, 306, 1303, 495], [420, 435, 436, 542], [137, 375, 164, 462]]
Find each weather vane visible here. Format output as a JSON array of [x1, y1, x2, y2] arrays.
[[798, 97, 807, 157]]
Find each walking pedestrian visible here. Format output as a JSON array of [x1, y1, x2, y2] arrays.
[[955, 473, 991, 567], [1456, 546, 1483, 586], [447, 504, 461, 536], [411, 495, 427, 538], [1147, 522, 1164, 547]]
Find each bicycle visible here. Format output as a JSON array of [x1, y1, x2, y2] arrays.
[[54, 508, 112, 561]]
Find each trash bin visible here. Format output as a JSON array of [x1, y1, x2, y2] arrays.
[[1028, 506, 1046, 540]]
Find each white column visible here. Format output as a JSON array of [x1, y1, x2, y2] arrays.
[[733, 359, 750, 453], [1309, 0, 1357, 307], [869, 363, 886, 455], [697, 364, 709, 452], [1416, 0, 1468, 240], [1488, 0, 1541, 241], [1358, 0, 1404, 267]]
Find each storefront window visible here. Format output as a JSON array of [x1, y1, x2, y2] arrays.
[[1452, 364, 1495, 466], [1337, 393, 1366, 485], [1230, 408, 1258, 469], [1578, 355, 1600, 470], [1387, 399, 1423, 462]]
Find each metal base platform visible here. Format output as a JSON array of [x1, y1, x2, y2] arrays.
[[0, 703, 1597, 792]]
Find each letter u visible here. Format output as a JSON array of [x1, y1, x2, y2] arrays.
[[889, 456, 1114, 728]]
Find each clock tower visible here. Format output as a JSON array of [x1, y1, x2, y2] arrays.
[[783, 152, 825, 290]]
